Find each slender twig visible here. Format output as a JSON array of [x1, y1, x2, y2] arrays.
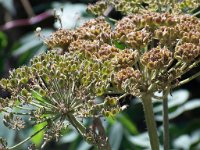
[[163, 89, 170, 150], [0, 11, 52, 31], [192, 10, 200, 17], [20, 0, 35, 17], [93, 117, 111, 150], [118, 93, 129, 100], [105, 17, 117, 23], [8, 124, 47, 150], [2, 109, 31, 115], [16, 106, 35, 111], [178, 59, 200, 77], [173, 71, 200, 88], [103, 5, 113, 17]]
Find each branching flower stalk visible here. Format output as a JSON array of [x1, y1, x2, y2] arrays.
[[0, 1, 200, 149]]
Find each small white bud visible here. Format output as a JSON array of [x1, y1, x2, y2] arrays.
[[36, 27, 41, 32]]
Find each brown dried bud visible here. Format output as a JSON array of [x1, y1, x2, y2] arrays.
[[87, 1, 107, 16], [97, 44, 119, 60], [114, 49, 139, 68], [75, 17, 111, 42], [45, 29, 74, 51], [141, 47, 173, 70], [69, 39, 99, 55], [114, 67, 142, 85], [175, 43, 200, 62]]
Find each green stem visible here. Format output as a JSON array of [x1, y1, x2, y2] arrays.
[[163, 90, 169, 150], [173, 71, 200, 88], [142, 94, 159, 150], [67, 114, 97, 146], [192, 10, 200, 17], [177, 59, 200, 78], [67, 114, 86, 135], [105, 16, 117, 23], [8, 124, 47, 150], [93, 118, 111, 150], [2, 109, 31, 115]]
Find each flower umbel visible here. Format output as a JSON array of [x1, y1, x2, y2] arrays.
[[0, 9, 200, 150]]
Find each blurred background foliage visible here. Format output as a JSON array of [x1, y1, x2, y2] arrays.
[[0, 0, 200, 149]]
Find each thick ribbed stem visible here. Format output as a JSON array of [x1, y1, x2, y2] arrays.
[[163, 90, 169, 150], [142, 94, 160, 150]]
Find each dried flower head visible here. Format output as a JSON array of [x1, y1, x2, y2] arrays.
[[45, 29, 74, 50], [0, 9, 200, 149], [0, 50, 122, 145], [74, 17, 112, 42], [87, 0, 199, 15], [141, 47, 173, 70], [41, 11, 200, 96], [175, 43, 200, 62]]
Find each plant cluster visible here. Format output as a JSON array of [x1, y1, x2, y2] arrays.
[[88, 0, 199, 15], [0, 1, 200, 150]]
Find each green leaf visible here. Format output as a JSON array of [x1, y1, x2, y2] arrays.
[[59, 131, 78, 144], [31, 122, 46, 146], [31, 90, 46, 102], [20, 29, 52, 44], [0, 32, 7, 49], [52, 2, 91, 29], [127, 132, 151, 148], [12, 40, 42, 57], [154, 89, 189, 113], [114, 41, 126, 50], [109, 122, 123, 150], [173, 130, 200, 150], [0, 0, 14, 14], [0, 114, 15, 147], [76, 141, 92, 150], [118, 114, 138, 134], [106, 116, 116, 125], [10, 30, 51, 66], [155, 99, 200, 121]]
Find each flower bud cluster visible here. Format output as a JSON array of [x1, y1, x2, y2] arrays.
[[97, 44, 119, 60], [0, 50, 116, 133], [74, 17, 111, 42], [114, 67, 143, 96], [45, 29, 74, 50], [87, 0, 199, 15], [113, 27, 150, 49], [87, 0, 142, 15], [113, 49, 139, 69], [1, 9, 200, 147], [43, 11, 199, 94], [115, 67, 141, 83], [174, 0, 199, 13], [112, 12, 179, 49], [141, 47, 173, 70], [155, 26, 181, 46], [102, 96, 121, 117], [69, 39, 99, 54], [87, 1, 107, 16], [175, 43, 200, 62]]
